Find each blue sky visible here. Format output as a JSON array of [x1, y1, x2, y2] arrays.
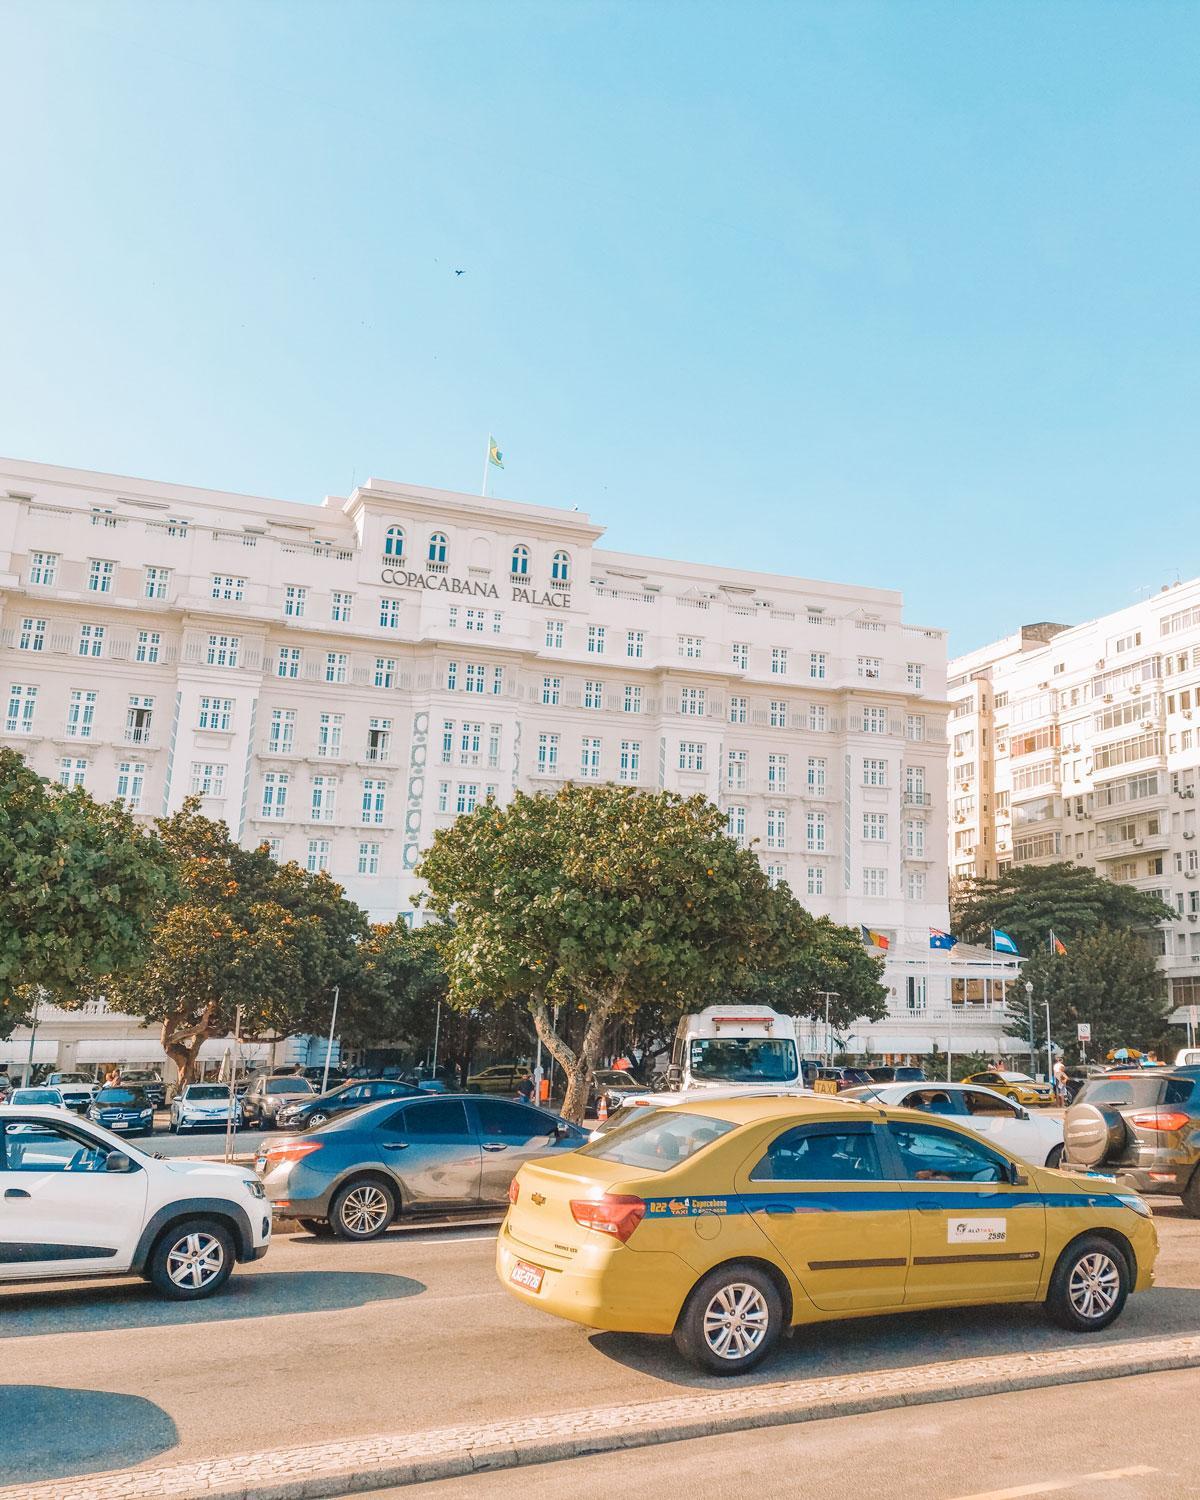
[[1, 1, 1197, 654]]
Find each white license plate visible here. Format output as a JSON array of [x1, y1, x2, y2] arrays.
[[510, 1260, 546, 1293], [111, 1120, 128, 1130]]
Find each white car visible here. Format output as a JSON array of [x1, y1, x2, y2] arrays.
[[841, 1081, 1065, 1167], [0, 1104, 269, 1298], [590, 1084, 817, 1142], [170, 1083, 242, 1134]]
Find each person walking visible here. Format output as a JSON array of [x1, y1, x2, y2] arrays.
[[1053, 1056, 1069, 1107], [516, 1070, 535, 1104]]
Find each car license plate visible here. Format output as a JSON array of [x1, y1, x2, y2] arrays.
[[510, 1260, 545, 1293], [112, 1120, 128, 1130]]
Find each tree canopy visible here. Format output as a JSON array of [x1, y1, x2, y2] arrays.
[[953, 862, 1173, 955]]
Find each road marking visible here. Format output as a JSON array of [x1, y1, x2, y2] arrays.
[[949, 1468, 1159, 1500]]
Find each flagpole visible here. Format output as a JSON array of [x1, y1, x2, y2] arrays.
[[481, 437, 490, 498]]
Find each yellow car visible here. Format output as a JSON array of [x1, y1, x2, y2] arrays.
[[497, 1095, 1156, 1374], [960, 1071, 1057, 1107]]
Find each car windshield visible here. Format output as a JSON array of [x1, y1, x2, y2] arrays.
[[576, 1110, 737, 1172], [188, 1085, 230, 1101], [94, 1089, 144, 1104], [267, 1078, 313, 1094], [688, 1038, 798, 1083], [999, 1073, 1033, 1082], [840, 1086, 887, 1102], [12, 1090, 60, 1105], [1077, 1076, 1192, 1108], [594, 1071, 634, 1086]]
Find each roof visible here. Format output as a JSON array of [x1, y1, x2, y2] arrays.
[[654, 1094, 867, 1126]]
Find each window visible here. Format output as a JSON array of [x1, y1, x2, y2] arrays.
[[806, 811, 826, 851], [537, 732, 559, 774], [361, 779, 387, 824], [198, 696, 233, 732], [576, 1109, 736, 1171], [751, 1125, 882, 1182], [541, 676, 561, 706], [807, 756, 826, 793], [862, 866, 887, 898], [428, 532, 448, 565], [726, 750, 747, 790], [66, 689, 96, 739], [768, 753, 788, 791], [317, 713, 343, 757], [732, 642, 749, 670], [888, 1123, 1007, 1183], [510, 544, 529, 576], [212, 575, 245, 603], [331, 591, 353, 623], [626, 630, 644, 659], [88, 559, 115, 594], [311, 774, 337, 821], [766, 808, 787, 849], [374, 657, 396, 689], [437, 781, 450, 813], [906, 714, 925, 740], [144, 566, 170, 600], [283, 586, 306, 617], [166, 516, 188, 538], [488, 723, 502, 768], [324, 652, 348, 684], [580, 737, 602, 778], [358, 841, 380, 875], [544, 619, 564, 649], [769, 699, 788, 728], [729, 695, 747, 724], [906, 871, 926, 900], [440, 720, 454, 764], [261, 771, 290, 819], [190, 761, 226, 797], [384, 525, 405, 558], [379, 597, 401, 629], [678, 741, 705, 772], [58, 757, 88, 789], [28, 551, 57, 586], [863, 812, 887, 841], [459, 722, 482, 765], [906, 662, 923, 691], [126, 695, 154, 745], [77, 623, 105, 658], [677, 635, 703, 659], [905, 821, 925, 858], [367, 718, 392, 761], [619, 740, 641, 782], [807, 866, 825, 897], [809, 652, 827, 680], [466, 663, 487, 694], [5, 684, 37, 734], [726, 805, 746, 845], [463, 607, 487, 632], [767, 864, 785, 888], [771, 647, 789, 676], [206, 635, 240, 668], [135, 630, 162, 665], [91, 506, 117, 529], [863, 758, 887, 787], [306, 839, 330, 874], [587, 625, 606, 654], [277, 646, 301, 679], [268, 709, 295, 754], [1, 1118, 119, 1174], [18, 618, 45, 652], [551, 550, 570, 582], [905, 765, 926, 802], [862, 705, 888, 734], [857, 656, 881, 680], [808, 704, 827, 732], [492, 666, 504, 696], [584, 680, 603, 710], [116, 760, 145, 810], [680, 686, 705, 716]]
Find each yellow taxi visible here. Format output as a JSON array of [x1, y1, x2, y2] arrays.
[[497, 1095, 1156, 1374], [960, 1070, 1057, 1107]]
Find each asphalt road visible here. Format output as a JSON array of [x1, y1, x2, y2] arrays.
[[397, 1368, 1200, 1500], [3, 1205, 1200, 1488]]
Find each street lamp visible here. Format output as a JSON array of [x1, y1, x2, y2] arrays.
[[1024, 980, 1035, 1078]]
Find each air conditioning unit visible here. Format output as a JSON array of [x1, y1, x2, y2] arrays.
[[1133, 838, 1144, 847], [1104, 694, 1114, 703], [1141, 721, 1153, 730], [1189, 913, 1199, 922], [1096, 660, 1105, 669], [998, 840, 1008, 851], [1132, 683, 1141, 693], [1183, 788, 1196, 799], [1185, 832, 1196, 841]]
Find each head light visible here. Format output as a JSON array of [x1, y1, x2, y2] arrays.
[[1116, 1193, 1152, 1219]]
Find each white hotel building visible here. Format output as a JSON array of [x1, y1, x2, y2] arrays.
[[0, 457, 1000, 1065]]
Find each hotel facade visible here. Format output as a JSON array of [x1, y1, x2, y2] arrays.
[[0, 457, 1003, 1066]]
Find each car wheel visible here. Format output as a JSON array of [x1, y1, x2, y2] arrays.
[[148, 1218, 235, 1300], [307, 1111, 329, 1129], [1044, 1143, 1064, 1169], [673, 1262, 783, 1375], [1181, 1167, 1200, 1219], [330, 1178, 396, 1241], [299, 1217, 335, 1237], [1045, 1235, 1129, 1332]]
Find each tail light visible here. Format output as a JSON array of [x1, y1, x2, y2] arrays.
[[570, 1194, 646, 1242], [508, 1178, 520, 1204], [262, 1140, 323, 1168], [1128, 1110, 1191, 1133]]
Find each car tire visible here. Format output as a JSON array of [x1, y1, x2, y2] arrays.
[[1045, 1235, 1129, 1332], [673, 1262, 784, 1375], [1181, 1167, 1200, 1219], [1044, 1144, 1065, 1169], [330, 1178, 397, 1241], [307, 1111, 329, 1129], [299, 1217, 335, 1237], [148, 1217, 236, 1300]]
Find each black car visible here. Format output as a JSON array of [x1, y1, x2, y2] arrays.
[[300, 1065, 349, 1089], [865, 1066, 927, 1084], [275, 1078, 422, 1131], [86, 1086, 156, 1137], [119, 1070, 166, 1108]]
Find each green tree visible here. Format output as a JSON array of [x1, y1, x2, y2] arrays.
[[342, 921, 449, 1053], [953, 861, 1172, 955], [418, 784, 825, 1121], [0, 748, 173, 1043]]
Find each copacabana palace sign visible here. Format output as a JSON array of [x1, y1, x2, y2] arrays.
[[380, 565, 571, 609]]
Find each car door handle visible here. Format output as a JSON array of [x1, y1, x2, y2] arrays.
[[913, 1200, 942, 1213], [381, 1142, 408, 1151], [4, 1188, 30, 1199], [482, 1143, 508, 1152], [756, 1202, 794, 1215]]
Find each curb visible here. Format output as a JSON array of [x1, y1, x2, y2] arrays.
[[6, 1332, 1200, 1500]]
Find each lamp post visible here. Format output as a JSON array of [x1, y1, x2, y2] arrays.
[[818, 992, 839, 1067], [1024, 980, 1035, 1078], [320, 986, 339, 1096]]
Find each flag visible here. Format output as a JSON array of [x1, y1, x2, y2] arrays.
[[929, 928, 958, 950], [1050, 931, 1067, 956], [991, 928, 1020, 955], [860, 924, 890, 951], [488, 436, 504, 469]]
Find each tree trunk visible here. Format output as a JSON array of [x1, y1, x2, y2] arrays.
[[160, 1002, 217, 1091], [564, 1006, 610, 1123]]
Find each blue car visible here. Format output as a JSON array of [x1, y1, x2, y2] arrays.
[[86, 1085, 156, 1137]]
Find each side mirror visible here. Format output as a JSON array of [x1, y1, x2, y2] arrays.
[[1016, 1107, 1030, 1121], [105, 1152, 135, 1173], [666, 1065, 683, 1091], [1010, 1166, 1029, 1187]]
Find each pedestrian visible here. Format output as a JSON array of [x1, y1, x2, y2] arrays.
[[516, 1070, 534, 1104], [104, 1064, 121, 1088], [1053, 1056, 1068, 1107]]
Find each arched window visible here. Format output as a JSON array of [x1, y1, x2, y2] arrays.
[[384, 525, 405, 558], [511, 544, 529, 577], [428, 532, 448, 565], [551, 550, 570, 582]]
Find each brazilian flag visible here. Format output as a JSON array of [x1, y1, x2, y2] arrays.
[[488, 436, 504, 469]]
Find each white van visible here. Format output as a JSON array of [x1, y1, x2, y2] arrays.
[[667, 1005, 808, 1092], [1175, 1049, 1200, 1067]]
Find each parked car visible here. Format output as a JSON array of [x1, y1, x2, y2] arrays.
[[44, 1074, 96, 1114], [465, 1063, 528, 1096], [960, 1070, 1057, 1107], [276, 1078, 422, 1131], [0, 1103, 270, 1298], [813, 1067, 874, 1092], [244, 1073, 317, 1128], [7, 1087, 65, 1109], [87, 1086, 156, 1138], [258, 1094, 589, 1240], [841, 1081, 1065, 1167], [119, 1070, 166, 1108], [0, 1073, 12, 1102], [170, 1082, 243, 1134], [1063, 1068, 1200, 1214], [864, 1066, 926, 1084], [300, 1066, 348, 1090], [590, 1069, 649, 1113]]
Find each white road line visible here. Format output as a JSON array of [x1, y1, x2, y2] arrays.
[[948, 1467, 1160, 1500]]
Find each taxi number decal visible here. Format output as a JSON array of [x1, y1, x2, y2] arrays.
[[947, 1217, 1006, 1244]]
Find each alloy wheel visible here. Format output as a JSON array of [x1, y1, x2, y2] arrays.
[[339, 1184, 391, 1236], [702, 1281, 770, 1360], [1068, 1251, 1121, 1320], [166, 1231, 226, 1290]]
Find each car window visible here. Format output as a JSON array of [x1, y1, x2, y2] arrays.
[[343, 1086, 369, 1102], [474, 1099, 556, 1145], [380, 1082, 416, 1098], [94, 1089, 143, 1105], [1, 1120, 112, 1173], [902, 1089, 963, 1117], [1077, 1077, 1166, 1108], [187, 1086, 230, 1101], [750, 1126, 882, 1182], [1165, 1078, 1196, 1106], [267, 1078, 311, 1095], [11, 1091, 60, 1106], [397, 1099, 472, 1138], [575, 1111, 736, 1173], [888, 1123, 1008, 1183], [973, 1073, 998, 1085], [964, 1090, 1019, 1118]]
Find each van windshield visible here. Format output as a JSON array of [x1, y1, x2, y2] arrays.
[[688, 1038, 798, 1083]]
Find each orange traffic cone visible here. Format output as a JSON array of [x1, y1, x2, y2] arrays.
[[596, 1093, 608, 1124]]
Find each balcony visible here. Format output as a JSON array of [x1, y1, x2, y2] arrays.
[[380, 552, 407, 569], [902, 791, 932, 808]]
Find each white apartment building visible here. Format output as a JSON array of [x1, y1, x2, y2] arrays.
[[0, 457, 963, 1063], [949, 583, 1200, 1033]]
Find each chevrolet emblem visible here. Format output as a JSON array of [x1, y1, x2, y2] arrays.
[[531, 1192, 546, 1206]]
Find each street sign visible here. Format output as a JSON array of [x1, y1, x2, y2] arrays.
[[1077, 1023, 1091, 1042]]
